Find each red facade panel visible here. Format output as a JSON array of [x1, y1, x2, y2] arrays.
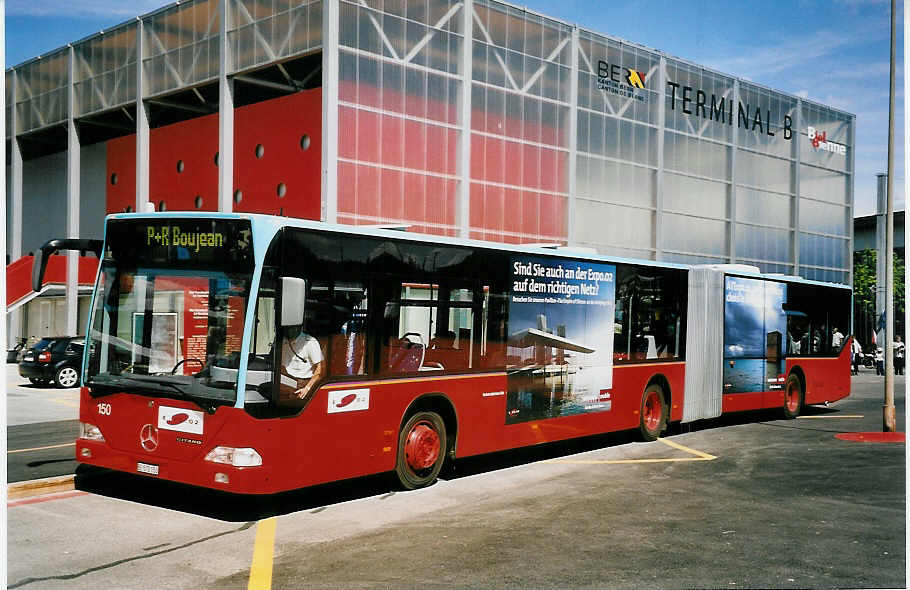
[[106, 89, 322, 220]]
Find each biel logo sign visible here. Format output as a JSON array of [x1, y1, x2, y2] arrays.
[[807, 126, 846, 156]]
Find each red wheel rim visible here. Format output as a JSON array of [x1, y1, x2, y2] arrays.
[[786, 381, 800, 412], [643, 391, 662, 432], [405, 422, 440, 471]]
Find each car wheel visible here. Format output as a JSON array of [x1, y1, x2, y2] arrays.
[[55, 366, 80, 388]]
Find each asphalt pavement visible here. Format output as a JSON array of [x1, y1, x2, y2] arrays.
[[5, 366, 907, 589]]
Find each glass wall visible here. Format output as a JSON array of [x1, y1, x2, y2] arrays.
[[6, 0, 856, 285]]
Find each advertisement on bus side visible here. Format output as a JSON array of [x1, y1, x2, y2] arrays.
[[723, 277, 787, 393], [506, 256, 616, 424]]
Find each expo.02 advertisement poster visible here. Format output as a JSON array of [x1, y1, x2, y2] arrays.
[[506, 256, 616, 424], [723, 276, 787, 393]]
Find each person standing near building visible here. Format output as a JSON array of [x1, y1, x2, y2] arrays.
[[894, 335, 905, 376], [851, 337, 863, 375]]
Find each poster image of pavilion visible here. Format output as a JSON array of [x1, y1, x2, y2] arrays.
[[723, 277, 787, 393], [506, 256, 616, 424]]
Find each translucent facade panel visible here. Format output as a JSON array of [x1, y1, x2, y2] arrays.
[[737, 261, 793, 275], [799, 233, 849, 270], [799, 164, 848, 205], [662, 252, 726, 265], [471, 85, 568, 148], [664, 60, 734, 144], [799, 199, 848, 236], [801, 266, 848, 284], [577, 111, 657, 166], [736, 187, 792, 227], [575, 199, 653, 252], [230, 0, 322, 74], [471, 0, 571, 102], [469, 182, 567, 243], [74, 24, 138, 117], [143, 0, 221, 97], [664, 173, 727, 218], [576, 157, 654, 210], [737, 81, 797, 159], [800, 102, 851, 173], [15, 50, 69, 133], [735, 151, 792, 194], [734, 224, 791, 264], [577, 31, 661, 126], [661, 213, 727, 257], [664, 131, 730, 180]]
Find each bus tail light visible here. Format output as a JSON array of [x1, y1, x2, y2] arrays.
[[204, 446, 262, 467], [79, 422, 105, 442]]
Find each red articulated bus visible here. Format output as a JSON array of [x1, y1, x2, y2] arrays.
[[33, 213, 851, 494]]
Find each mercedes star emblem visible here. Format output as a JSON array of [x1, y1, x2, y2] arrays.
[[140, 424, 159, 452]]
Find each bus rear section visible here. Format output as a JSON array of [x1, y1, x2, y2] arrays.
[[681, 266, 851, 424]]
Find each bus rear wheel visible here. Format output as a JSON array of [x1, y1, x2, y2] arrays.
[[396, 411, 447, 490], [639, 384, 667, 442], [783, 374, 803, 419]]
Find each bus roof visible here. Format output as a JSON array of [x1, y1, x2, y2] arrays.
[[105, 212, 851, 290]]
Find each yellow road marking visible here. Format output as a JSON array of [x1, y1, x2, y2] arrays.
[[8, 442, 75, 454], [543, 437, 717, 465], [797, 414, 864, 419], [248, 517, 277, 590], [49, 397, 80, 409]]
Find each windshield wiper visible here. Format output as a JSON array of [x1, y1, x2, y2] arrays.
[[88, 374, 226, 414]]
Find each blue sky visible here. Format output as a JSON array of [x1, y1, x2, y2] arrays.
[[5, 0, 904, 216]]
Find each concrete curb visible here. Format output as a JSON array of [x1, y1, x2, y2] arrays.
[[8, 475, 75, 500]]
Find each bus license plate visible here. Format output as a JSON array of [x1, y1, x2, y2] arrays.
[[137, 462, 159, 476]]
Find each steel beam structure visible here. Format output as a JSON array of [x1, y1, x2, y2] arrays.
[[66, 46, 81, 336]]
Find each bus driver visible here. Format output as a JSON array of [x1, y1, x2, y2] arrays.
[[280, 325, 324, 403]]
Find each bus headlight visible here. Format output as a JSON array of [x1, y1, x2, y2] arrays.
[[79, 422, 105, 442], [204, 446, 262, 467]]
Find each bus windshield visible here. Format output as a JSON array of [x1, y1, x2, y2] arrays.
[[84, 217, 255, 410]]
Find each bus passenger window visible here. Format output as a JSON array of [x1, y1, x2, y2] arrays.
[[329, 282, 368, 376]]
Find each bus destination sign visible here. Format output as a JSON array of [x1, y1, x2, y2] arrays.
[[146, 225, 225, 252]]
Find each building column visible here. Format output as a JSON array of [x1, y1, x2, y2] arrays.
[[136, 17, 150, 212], [792, 99, 802, 275], [9, 71, 24, 345], [654, 56, 666, 260], [321, 0, 339, 223], [218, 0, 234, 213], [456, 0, 474, 239], [566, 27, 578, 246], [66, 46, 81, 336], [728, 79, 740, 264]]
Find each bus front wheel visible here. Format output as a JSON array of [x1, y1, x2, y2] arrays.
[[639, 384, 667, 442], [783, 374, 803, 419], [396, 411, 447, 490]]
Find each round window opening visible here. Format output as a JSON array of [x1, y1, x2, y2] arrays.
[[234, 189, 243, 204], [124, 205, 133, 213], [214, 152, 219, 167], [277, 183, 287, 198], [158, 201, 167, 212], [194, 195, 203, 209], [177, 160, 185, 173], [255, 144, 264, 159], [110, 173, 118, 186], [300, 135, 311, 151]]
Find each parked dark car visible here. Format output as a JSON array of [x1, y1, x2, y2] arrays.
[[18, 336, 85, 388], [7, 338, 26, 363]]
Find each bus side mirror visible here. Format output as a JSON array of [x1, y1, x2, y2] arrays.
[[281, 277, 306, 327]]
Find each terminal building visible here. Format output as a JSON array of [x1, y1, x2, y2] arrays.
[[5, 0, 855, 343]]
